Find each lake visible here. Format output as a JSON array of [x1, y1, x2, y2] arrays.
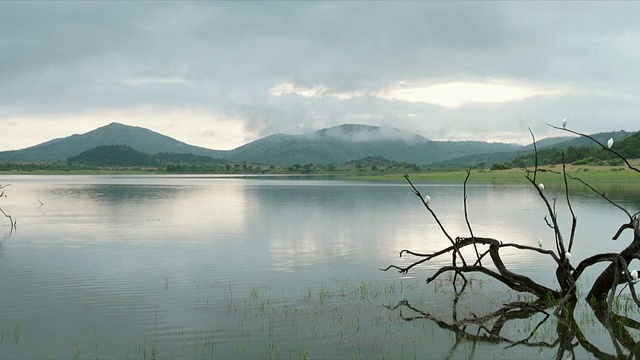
[[0, 175, 639, 359]]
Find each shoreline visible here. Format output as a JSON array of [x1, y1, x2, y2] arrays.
[[0, 164, 638, 185]]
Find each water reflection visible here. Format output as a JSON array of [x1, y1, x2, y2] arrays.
[[387, 282, 640, 359], [2, 176, 637, 278], [34, 182, 250, 244], [0, 233, 7, 259], [0, 175, 638, 359]]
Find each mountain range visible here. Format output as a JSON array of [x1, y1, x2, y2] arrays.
[[0, 122, 634, 167]]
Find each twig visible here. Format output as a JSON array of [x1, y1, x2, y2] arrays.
[[529, 127, 539, 183], [463, 168, 481, 264], [0, 207, 16, 229], [566, 174, 632, 222], [547, 124, 640, 173], [403, 173, 468, 267], [562, 155, 578, 253]]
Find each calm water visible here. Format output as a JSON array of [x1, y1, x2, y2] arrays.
[[0, 175, 638, 359]]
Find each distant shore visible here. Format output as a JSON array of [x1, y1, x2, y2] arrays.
[[0, 161, 638, 185], [352, 163, 640, 184]]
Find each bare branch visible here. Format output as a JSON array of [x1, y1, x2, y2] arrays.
[[561, 155, 578, 253], [566, 174, 633, 222], [547, 124, 640, 173], [403, 173, 468, 267], [0, 207, 16, 230], [463, 168, 482, 264], [385, 126, 640, 358], [528, 127, 539, 183]]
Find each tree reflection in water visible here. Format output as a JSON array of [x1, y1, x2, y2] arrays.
[[387, 282, 640, 359]]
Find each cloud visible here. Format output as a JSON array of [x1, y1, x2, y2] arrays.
[[374, 81, 568, 108], [120, 77, 190, 87], [268, 82, 366, 100], [305, 124, 425, 143], [1, 2, 639, 151]]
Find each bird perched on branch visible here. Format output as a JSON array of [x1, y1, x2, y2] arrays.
[[562, 118, 568, 128], [607, 137, 614, 149], [538, 183, 545, 192]]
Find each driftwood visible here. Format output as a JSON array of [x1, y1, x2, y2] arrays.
[[382, 126, 640, 357], [0, 184, 15, 231]]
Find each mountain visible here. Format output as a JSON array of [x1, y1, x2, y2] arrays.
[[0, 122, 634, 167], [0, 122, 226, 162], [225, 124, 522, 166]]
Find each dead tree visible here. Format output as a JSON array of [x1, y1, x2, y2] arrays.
[[382, 125, 640, 357]]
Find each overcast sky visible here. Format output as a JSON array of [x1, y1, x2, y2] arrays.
[[1, 1, 639, 151]]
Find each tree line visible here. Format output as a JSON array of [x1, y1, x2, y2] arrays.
[[492, 130, 640, 170]]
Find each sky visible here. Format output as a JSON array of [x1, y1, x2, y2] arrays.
[[1, 1, 639, 151]]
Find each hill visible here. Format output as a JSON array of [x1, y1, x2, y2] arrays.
[[67, 145, 228, 168], [0, 122, 635, 168], [68, 145, 159, 167], [225, 124, 522, 166], [0, 122, 227, 162], [506, 130, 640, 167], [432, 130, 636, 169], [344, 156, 396, 167]]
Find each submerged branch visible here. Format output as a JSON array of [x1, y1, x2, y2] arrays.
[[383, 236, 561, 299], [0, 207, 16, 230]]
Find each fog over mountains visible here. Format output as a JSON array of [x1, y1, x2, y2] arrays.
[[0, 122, 632, 167]]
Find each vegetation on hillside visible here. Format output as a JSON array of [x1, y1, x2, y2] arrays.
[[0, 125, 637, 177], [433, 130, 634, 170], [0, 122, 225, 162], [68, 145, 159, 167], [0, 122, 523, 166], [1, 122, 635, 170], [491, 130, 640, 170]]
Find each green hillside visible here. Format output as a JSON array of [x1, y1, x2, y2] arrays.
[[225, 124, 522, 166], [154, 153, 228, 166], [68, 145, 159, 167], [0, 122, 635, 169], [432, 130, 637, 169], [498, 130, 640, 168], [0, 122, 227, 162]]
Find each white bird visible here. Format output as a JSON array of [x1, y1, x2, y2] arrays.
[[538, 183, 544, 192], [537, 237, 543, 248], [424, 195, 430, 205], [565, 251, 572, 260], [631, 270, 638, 282], [562, 118, 568, 128], [607, 137, 614, 149]]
